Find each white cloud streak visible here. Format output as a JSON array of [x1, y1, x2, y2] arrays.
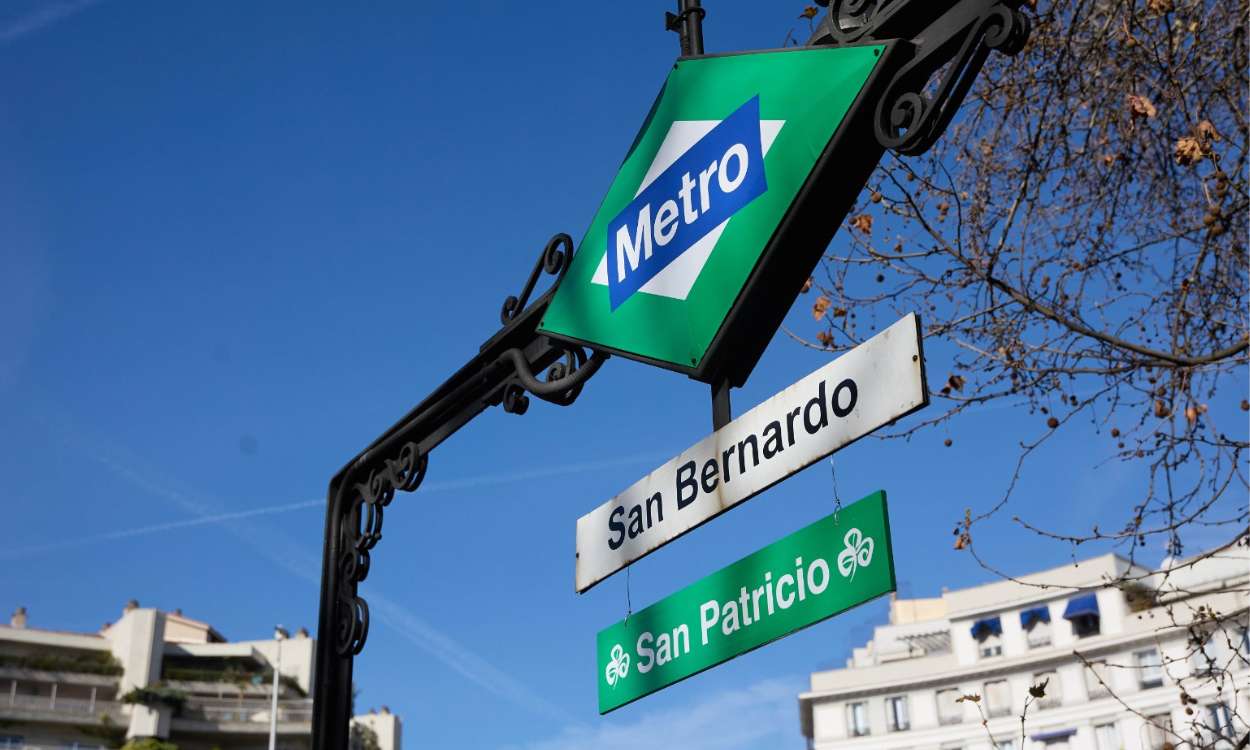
[[0, 0, 103, 46], [0, 450, 664, 559], [20, 406, 643, 726], [503, 676, 804, 750], [0, 499, 323, 559]]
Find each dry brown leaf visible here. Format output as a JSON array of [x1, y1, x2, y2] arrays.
[[799, 6, 819, 19], [812, 295, 831, 321], [800, 277, 813, 294], [1175, 136, 1204, 166], [1128, 94, 1157, 119], [850, 214, 873, 234], [1196, 120, 1219, 142]]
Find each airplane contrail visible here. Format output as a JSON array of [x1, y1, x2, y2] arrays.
[[2, 450, 665, 559], [16, 404, 661, 726], [0, 499, 322, 559], [0, 0, 104, 46]]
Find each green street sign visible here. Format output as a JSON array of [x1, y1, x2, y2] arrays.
[[595, 490, 895, 713], [539, 44, 897, 384]]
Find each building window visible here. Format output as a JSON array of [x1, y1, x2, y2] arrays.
[[1206, 702, 1233, 742], [846, 701, 870, 737], [1020, 606, 1052, 648], [971, 617, 1003, 658], [1071, 614, 1100, 637], [1190, 627, 1240, 676], [1135, 648, 1164, 689], [995, 740, 1017, 750], [1144, 713, 1173, 750], [1028, 620, 1052, 648], [1095, 722, 1122, 750], [1063, 593, 1101, 638], [1032, 670, 1061, 708], [0, 737, 24, 750], [985, 679, 1012, 718], [885, 695, 910, 732], [937, 688, 963, 725], [980, 634, 1003, 658], [1084, 659, 1111, 698]]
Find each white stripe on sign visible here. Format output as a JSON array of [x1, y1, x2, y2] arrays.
[[574, 313, 927, 593]]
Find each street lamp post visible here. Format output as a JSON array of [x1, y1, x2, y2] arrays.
[[270, 626, 288, 750]]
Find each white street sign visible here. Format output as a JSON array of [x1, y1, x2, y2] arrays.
[[575, 313, 928, 593]]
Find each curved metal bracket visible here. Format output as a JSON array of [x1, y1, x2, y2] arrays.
[[810, 0, 1030, 155], [500, 345, 609, 407], [501, 233, 574, 325]]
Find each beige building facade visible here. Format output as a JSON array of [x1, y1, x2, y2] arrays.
[[0, 602, 401, 749], [800, 549, 1248, 750]]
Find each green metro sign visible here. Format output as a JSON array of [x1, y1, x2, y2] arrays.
[[596, 491, 895, 713], [539, 44, 899, 384]]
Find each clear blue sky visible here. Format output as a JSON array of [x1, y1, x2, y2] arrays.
[[0, 3, 1242, 749]]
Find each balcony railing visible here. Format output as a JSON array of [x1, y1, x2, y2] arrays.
[[179, 697, 313, 724], [0, 693, 125, 721], [4, 745, 120, 750], [4, 745, 118, 750]]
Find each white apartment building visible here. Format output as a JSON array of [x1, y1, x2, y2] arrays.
[[0, 602, 401, 750], [800, 548, 1249, 750]]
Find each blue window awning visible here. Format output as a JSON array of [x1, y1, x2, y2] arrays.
[[1063, 593, 1100, 620], [1020, 606, 1051, 629], [970, 616, 1002, 640], [1032, 728, 1077, 743]]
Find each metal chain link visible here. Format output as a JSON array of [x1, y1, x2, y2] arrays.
[[624, 565, 633, 625], [830, 456, 843, 525]]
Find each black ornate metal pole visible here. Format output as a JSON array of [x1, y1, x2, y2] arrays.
[[311, 1, 1029, 745], [666, 0, 706, 56], [310, 235, 606, 747]]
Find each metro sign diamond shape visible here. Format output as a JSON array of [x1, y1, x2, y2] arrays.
[[539, 43, 897, 383], [592, 96, 785, 310]]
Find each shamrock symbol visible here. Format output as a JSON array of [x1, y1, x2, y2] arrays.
[[837, 528, 874, 580], [605, 644, 630, 688]]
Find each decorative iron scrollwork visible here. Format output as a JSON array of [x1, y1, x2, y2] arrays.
[[333, 441, 427, 657], [499, 343, 608, 409], [811, 0, 1031, 156], [497, 231, 608, 412], [875, 3, 1028, 155], [811, 0, 927, 45], [500, 233, 574, 324]]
